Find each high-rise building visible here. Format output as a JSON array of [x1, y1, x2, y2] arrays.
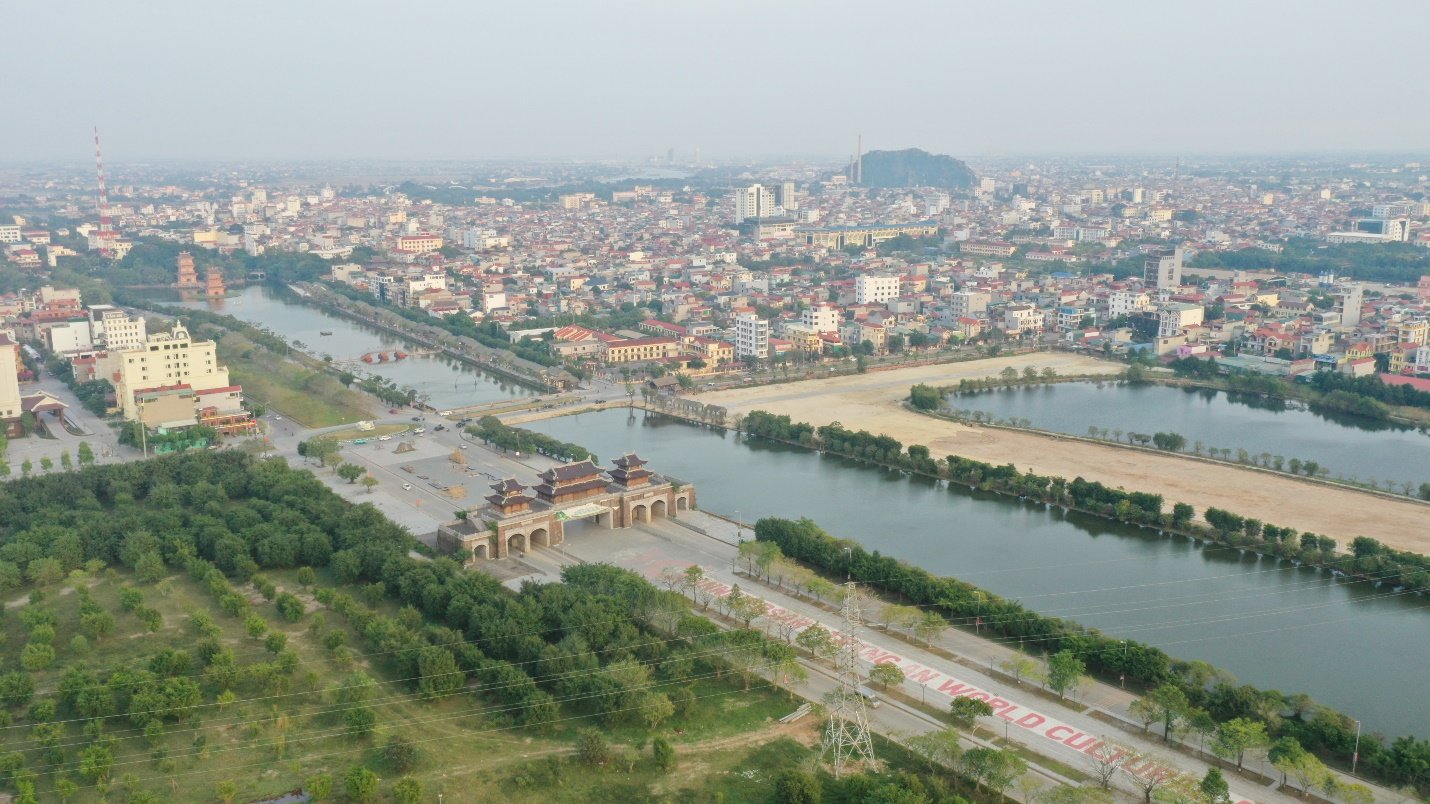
[[732, 184, 777, 223], [776, 182, 798, 211], [1340, 284, 1364, 328], [1143, 246, 1184, 290], [734, 313, 769, 361]]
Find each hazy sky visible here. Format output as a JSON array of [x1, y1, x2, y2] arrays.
[[4, 0, 1427, 162]]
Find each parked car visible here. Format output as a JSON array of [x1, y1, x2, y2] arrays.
[[401, 483, 412, 491], [379, 435, 392, 441]]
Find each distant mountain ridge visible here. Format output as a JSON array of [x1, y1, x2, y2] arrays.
[[857, 148, 976, 189]]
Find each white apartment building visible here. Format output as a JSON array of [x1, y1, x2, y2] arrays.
[[0, 224, 21, 244], [801, 303, 840, 333], [855, 275, 900, 305], [1108, 290, 1151, 320], [948, 290, 991, 318], [734, 313, 769, 361], [89, 306, 148, 351], [1158, 303, 1205, 338], [1003, 305, 1044, 334], [45, 322, 93, 354], [732, 184, 778, 223]]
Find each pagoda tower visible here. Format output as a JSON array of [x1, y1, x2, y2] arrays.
[[203, 266, 226, 297], [485, 478, 534, 517], [608, 453, 653, 489], [175, 251, 199, 287]]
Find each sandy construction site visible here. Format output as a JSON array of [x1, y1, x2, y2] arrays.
[[702, 352, 1430, 555]]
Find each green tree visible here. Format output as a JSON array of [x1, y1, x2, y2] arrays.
[[1047, 650, 1085, 700], [651, 736, 676, 771], [77, 441, 95, 466], [949, 696, 994, 729], [1139, 685, 1189, 743], [344, 705, 377, 737], [416, 646, 463, 699], [79, 743, 113, 783], [275, 592, 304, 621], [774, 769, 821, 804], [305, 773, 333, 802], [869, 663, 905, 690], [1212, 717, 1269, 771], [638, 692, 675, 730], [337, 462, 364, 483], [60, 450, 72, 470], [1268, 736, 1307, 788], [343, 766, 379, 803], [577, 729, 611, 767], [135, 550, 167, 583], [391, 777, 424, 804], [961, 747, 1026, 798], [1199, 768, 1231, 804], [382, 736, 420, 773]]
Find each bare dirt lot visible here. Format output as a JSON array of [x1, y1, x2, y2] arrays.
[[704, 352, 1430, 555]]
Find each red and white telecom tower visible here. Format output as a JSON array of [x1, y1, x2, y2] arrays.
[[92, 126, 120, 255]]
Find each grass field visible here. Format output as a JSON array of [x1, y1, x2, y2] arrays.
[[217, 332, 374, 428]]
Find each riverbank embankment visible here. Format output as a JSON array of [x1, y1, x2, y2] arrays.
[[698, 353, 1430, 554]]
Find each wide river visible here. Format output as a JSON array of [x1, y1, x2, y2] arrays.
[[949, 382, 1429, 489], [528, 409, 1429, 738], [155, 284, 536, 410], [160, 285, 1427, 737]]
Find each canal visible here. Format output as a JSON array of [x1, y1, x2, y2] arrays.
[[948, 381, 1429, 489], [526, 408, 1430, 738], [147, 285, 1428, 735], [157, 284, 537, 411]]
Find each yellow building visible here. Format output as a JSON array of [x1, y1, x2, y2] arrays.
[[0, 333, 23, 435], [97, 324, 233, 423], [396, 233, 443, 253], [602, 337, 683, 364]]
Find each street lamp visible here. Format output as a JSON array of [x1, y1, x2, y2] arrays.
[[734, 510, 742, 543], [1352, 719, 1362, 776], [843, 546, 853, 581]]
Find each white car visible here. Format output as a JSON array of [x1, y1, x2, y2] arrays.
[[401, 483, 413, 490], [379, 435, 392, 441], [273, 416, 282, 421], [414, 427, 425, 434]]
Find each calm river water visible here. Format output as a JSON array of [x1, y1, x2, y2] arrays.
[[528, 409, 1429, 738], [153, 286, 1427, 736], [156, 285, 536, 410], [949, 382, 1429, 489]]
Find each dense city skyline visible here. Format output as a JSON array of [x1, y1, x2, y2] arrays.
[[4, 0, 1429, 161]]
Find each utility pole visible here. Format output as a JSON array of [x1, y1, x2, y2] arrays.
[[821, 580, 875, 778]]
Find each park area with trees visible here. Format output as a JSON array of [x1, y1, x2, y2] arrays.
[[0, 452, 1023, 802]]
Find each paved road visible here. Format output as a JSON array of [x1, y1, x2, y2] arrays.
[[534, 513, 1368, 804]]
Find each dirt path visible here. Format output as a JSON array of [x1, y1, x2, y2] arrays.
[[704, 354, 1430, 554]]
